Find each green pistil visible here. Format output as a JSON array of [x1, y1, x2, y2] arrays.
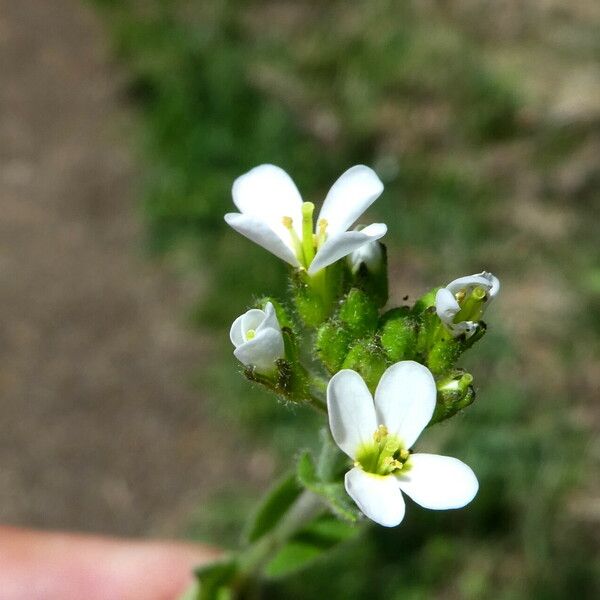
[[301, 202, 316, 266], [246, 329, 256, 340], [355, 425, 411, 476], [454, 285, 487, 323]]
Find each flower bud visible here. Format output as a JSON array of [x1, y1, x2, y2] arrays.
[[348, 239, 388, 306], [342, 339, 387, 393], [316, 320, 352, 373], [230, 302, 285, 374], [430, 370, 476, 424], [339, 288, 379, 339], [380, 308, 418, 362]]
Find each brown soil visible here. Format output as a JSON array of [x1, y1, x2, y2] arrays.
[[0, 0, 232, 537]]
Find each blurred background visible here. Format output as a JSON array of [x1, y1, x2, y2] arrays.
[[1, 0, 599, 597]]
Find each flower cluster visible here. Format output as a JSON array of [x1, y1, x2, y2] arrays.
[[225, 164, 499, 531]]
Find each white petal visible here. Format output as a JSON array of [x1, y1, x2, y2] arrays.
[[327, 370, 377, 459], [233, 328, 285, 373], [308, 223, 387, 275], [435, 288, 460, 326], [374, 361, 436, 448], [348, 238, 383, 273], [345, 468, 405, 527], [229, 314, 246, 348], [318, 165, 384, 236], [232, 164, 303, 237], [257, 302, 281, 333], [225, 213, 300, 267], [241, 308, 267, 342], [446, 271, 500, 299], [397, 454, 478, 510]]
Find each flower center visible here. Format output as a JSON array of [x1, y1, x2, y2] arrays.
[[245, 328, 256, 340], [453, 285, 488, 323], [355, 425, 411, 477], [281, 202, 328, 268]]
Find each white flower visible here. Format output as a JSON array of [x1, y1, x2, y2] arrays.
[[435, 271, 500, 338], [327, 361, 478, 527], [230, 302, 284, 374], [225, 164, 387, 275]]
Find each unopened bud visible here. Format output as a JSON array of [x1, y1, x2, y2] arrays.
[[348, 238, 388, 307], [430, 370, 476, 425], [339, 288, 379, 339], [342, 339, 387, 393], [380, 307, 418, 362]]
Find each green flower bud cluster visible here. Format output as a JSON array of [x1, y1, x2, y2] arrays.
[[243, 247, 492, 423]]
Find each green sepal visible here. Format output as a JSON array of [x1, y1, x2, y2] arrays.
[[342, 339, 387, 393], [290, 270, 330, 328], [351, 242, 388, 307], [194, 558, 238, 600], [253, 296, 295, 330], [243, 354, 310, 405], [245, 472, 303, 544], [338, 288, 379, 339], [316, 428, 349, 482], [430, 370, 476, 425], [264, 514, 357, 579], [426, 333, 464, 376], [315, 320, 352, 373], [297, 451, 359, 522], [412, 287, 440, 314], [415, 306, 439, 357], [379, 307, 419, 362]]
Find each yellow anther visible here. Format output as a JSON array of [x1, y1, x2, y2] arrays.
[[373, 424, 389, 443], [318, 218, 328, 234], [455, 290, 466, 303], [282, 216, 294, 229], [399, 448, 410, 461]]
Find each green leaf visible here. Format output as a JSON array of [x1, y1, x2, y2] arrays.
[[195, 559, 238, 600], [245, 472, 302, 543], [264, 514, 357, 578], [297, 452, 359, 522]]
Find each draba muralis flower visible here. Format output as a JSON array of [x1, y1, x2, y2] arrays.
[[230, 302, 284, 374], [327, 361, 478, 527], [225, 164, 387, 275], [435, 271, 500, 338]]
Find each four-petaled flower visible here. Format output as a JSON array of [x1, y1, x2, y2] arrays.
[[327, 361, 478, 527], [230, 302, 284, 374], [225, 164, 387, 275], [435, 271, 500, 338]]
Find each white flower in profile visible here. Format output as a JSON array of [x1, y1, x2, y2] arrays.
[[225, 165, 387, 275], [435, 271, 500, 338], [230, 302, 284, 374], [327, 361, 478, 527]]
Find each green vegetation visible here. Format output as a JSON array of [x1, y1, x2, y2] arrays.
[[93, 1, 599, 597]]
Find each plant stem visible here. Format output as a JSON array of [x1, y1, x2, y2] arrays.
[[235, 491, 325, 597]]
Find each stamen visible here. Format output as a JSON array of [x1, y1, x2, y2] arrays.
[[316, 218, 328, 248], [373, 424, 388, 442], [454, 285, 488, 323], [245, 329, 256, 340], [281, 215, 304, 263]]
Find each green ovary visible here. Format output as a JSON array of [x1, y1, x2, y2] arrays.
[[355, 425, 412, 476]]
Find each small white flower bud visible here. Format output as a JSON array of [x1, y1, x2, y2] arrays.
[[229, 302, 285, 374]]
